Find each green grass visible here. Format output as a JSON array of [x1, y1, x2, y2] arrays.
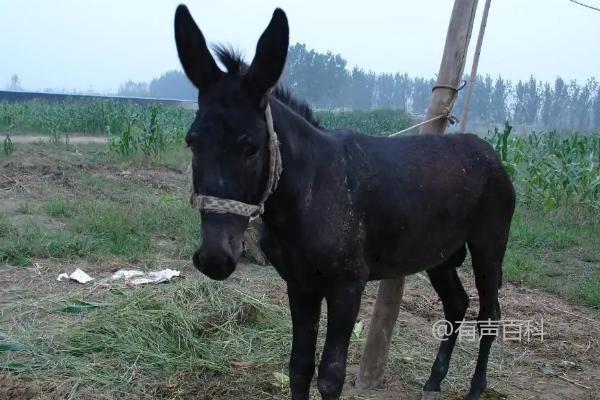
[[46, 197, 75, 218], [579, 278, 600, 307], [74, 201, 152, 257], [0, 215, 15, 238], [0, 219, 104, 266], [2, 182, 199, 266], [0, 221, 43, 266], [16, 202, 34, 215], [1, 278, 294, 399], [504, 207, 600, 308]]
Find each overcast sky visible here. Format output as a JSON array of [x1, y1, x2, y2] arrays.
[[1, 0, 599, 93]]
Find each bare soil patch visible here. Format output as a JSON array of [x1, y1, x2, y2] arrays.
[[2, 134, 108, 144], [1, 146, 187, 198]]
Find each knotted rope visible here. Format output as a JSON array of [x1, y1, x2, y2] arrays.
[[389, 81, 466, 137], [189, 104, 282, 220]]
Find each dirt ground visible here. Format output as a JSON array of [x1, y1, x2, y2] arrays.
[[3, 134, 108, 144], [1, 261, 598, 400], [1, 142, 598, 400]]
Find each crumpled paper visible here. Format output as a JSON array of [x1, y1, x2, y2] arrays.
[[56, 268, 94, 284], [111, 268, 180, 285], [57, 268, 181, 286]]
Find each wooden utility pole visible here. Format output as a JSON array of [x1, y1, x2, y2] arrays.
[[356, 0, 480, 390], [355, 276, 405, 388], [460, 0, 493, 132]]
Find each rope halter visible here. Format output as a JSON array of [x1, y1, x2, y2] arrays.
[[189, 104, 283, 220]]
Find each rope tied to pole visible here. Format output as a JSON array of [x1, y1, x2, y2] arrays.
[[389, 82, 465, 137], [431, 80, 467, 93]]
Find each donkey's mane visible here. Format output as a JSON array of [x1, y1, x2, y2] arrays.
[[213, 45, 320, 128]]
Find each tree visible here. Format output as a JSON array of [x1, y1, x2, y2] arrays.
[[491, 75, 510, 123], [512, 77, 540, 125], [540, 82, 553, 127], [472, 74, 493, 123], [8, 74, 22, 91], [392, 73, 412, 111], [411, 77, 433, 115], [374, 73, 395, 109], [569, 78, 596, 130], [117, 80, 149, 97], [593, 85, 600, 129], [349, 67, 375, 110], [125, 42, 597, 131], [282, 43, 317, 104], [512, 81, 526, 124], [551, 77, 570, 128], [283, 43, 349, 109], [523, 76, 541, 125], [149, 70, 196, 100]]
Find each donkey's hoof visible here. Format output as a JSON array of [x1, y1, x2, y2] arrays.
[[421, 391, 442, 400]]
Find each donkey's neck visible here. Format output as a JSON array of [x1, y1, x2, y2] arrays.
[[261, 97, 332, 232]]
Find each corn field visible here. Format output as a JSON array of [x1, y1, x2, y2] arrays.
[[1, 99, 598, 210], [0, 99, 194, 154], [490, 123, 600, 210], [317, 109, 414, 136]]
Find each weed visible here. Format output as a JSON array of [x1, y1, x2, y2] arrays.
[[46, 198, 75, 218], [16, 202, 34, 215], [3, 135, 14, 156]]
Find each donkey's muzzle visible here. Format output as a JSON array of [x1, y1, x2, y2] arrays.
[[192, 214, 246, 281], [193, 221, 243, 281], [193, 246, 237, 281]]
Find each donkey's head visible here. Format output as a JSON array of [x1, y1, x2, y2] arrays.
[[175, 5, 288, 280]]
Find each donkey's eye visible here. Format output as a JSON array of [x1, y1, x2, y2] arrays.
[[236, 134, 259, 158], [243, 144, 260, 158]]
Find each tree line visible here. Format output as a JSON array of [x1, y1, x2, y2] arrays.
[[116, 43, 600, 131]]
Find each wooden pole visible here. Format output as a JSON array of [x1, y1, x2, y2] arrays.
[[355, 277, 405, 388], [460, 0, 493, 132], [420, 0, 480, 135], [356, 0, 480, 390]]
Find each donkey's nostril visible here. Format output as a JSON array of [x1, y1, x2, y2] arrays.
[[193, 247, 233, 273], [192, 247, 236, 281]]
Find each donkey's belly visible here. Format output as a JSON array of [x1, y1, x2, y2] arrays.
[[363, 214, 470, 280]]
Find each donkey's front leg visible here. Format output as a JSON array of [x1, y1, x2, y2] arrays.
[[288, 284, 323, 400], [317, 281, 365, 400]]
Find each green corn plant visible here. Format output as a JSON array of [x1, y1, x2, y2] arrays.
[[3, 135, 14, 156], [109, 121, 138, 156]]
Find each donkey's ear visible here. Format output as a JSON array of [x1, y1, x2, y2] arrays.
[[244, 9, 289, 100], [174, 4, 223, 93]]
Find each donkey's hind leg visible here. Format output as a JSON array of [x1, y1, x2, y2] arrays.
[[421, 245, 469, 400], [464, 229, 510, 400]]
